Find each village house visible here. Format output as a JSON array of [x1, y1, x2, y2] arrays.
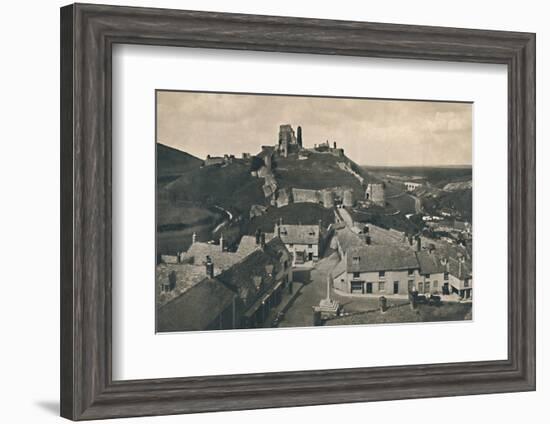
[[447, 255, 473, 299], [414, 250, 448, 295], [404, 181, 422, 191], [332, 245, 421, 295], [157, 235, 293, 332], [274, 222, 321, 265]]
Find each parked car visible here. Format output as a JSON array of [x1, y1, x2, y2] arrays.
[[428, 294, 442, 306]]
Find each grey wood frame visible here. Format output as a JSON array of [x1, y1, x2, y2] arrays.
[[60, 3, 536, 421]]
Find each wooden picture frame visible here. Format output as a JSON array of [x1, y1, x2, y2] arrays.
[[60, 3, 536, 420]]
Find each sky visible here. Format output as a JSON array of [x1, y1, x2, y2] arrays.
[[156, 90, 472, 167]]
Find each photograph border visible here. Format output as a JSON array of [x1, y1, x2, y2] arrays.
[[60, 3, 535, 420]]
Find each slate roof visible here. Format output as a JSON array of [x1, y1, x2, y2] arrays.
[[331, 259, 347, 279], [448, 256, 472, 280], [156, 263, 209, 306], [236, 233, 275, 257], [335, 226, 365, 252], [415, 251, 447, 275], [157, 277, 235, 332], [346, 245, 419, 273], [278, 224, 319, 245], [217, 237, 290, 311], [182, 242, 242, 271]]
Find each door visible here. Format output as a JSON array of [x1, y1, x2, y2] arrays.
[[308, 252, 313, 261], [366, 282, 373, 294], [393, 281, 399, 294]]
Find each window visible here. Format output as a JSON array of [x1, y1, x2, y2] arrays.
[[425, 282, 430, 293], [289, 243, 294, 248], [425, 273, 431, 279], [408, 280, 415, 292], [379, 271, 385, 278], [378, 281, 385, 292], [308, 244, 313, 248], [433, 281, 438, 289], [464, 280, 470, 288], [444, 272, 449, 280], [353, 272, 360, 279], [408, 269, 414, 276], [352, 256, 360, 265]]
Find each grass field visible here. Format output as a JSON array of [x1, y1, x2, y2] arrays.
[[326, 301, 472, 326]]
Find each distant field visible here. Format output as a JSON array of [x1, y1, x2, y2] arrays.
[[364, 165, 472, 188], [156, 198, 220, 227]]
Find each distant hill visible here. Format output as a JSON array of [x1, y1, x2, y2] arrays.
[[157, 143, 203, 184]]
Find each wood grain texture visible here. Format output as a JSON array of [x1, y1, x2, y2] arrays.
[[60, 3, 536, 420]]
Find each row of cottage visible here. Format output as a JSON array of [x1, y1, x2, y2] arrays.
[[157, 222, 323, 332], [331, 224, 473, 299]]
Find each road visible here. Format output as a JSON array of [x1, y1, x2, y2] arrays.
[[279, 253, 340, 328]]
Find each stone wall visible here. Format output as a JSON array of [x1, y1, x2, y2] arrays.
[[366, 183, 385, 206], [292, 188, 320, 204]]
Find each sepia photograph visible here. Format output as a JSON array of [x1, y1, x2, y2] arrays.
[[155, 90, 473, 333]]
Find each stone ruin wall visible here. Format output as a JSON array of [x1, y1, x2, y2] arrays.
[[366, 183, 386, 206]]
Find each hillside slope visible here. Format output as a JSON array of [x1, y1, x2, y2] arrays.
[[164, 160, 265, 215], [274, 152, 379, 199], [157, 143, 203, 184]]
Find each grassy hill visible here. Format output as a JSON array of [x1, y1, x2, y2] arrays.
[[274, 152, 379, 200], [157, 143, 203, 185], [164, 160, 265, 215]]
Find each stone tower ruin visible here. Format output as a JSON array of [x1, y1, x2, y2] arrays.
[[278, 124, 298, 158], [365, 183, 385, 206]]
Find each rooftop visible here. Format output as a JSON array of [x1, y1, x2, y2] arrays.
[[415, 251, 447, 275], [182, 242, 242, 272], [156, 263, 208, 306], [346, 245, 419, 273], [157, 277, 235, 332], [278, 224, 320, 245]]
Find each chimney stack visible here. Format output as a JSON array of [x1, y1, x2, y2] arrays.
[[416, 236, 422, 252], [205, 255, 214, 278], [260, 232, 266, 249], [192, 232, 197, 244], [255, 228, 261, 245], [219, 234, 224, 251]]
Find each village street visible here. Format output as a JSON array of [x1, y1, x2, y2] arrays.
[[278, 252, 340, 328]]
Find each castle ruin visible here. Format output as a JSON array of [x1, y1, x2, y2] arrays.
[[365, 183, 385, 206]]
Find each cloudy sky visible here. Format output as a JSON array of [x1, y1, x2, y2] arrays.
[[157, 90, 472, 167]]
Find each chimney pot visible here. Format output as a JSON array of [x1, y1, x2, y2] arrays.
[[205, 255, 214, 278]]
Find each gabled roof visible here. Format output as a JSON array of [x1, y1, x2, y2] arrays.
[[335, 226, 365, 252], [236, 233, 275, 257], [346, 245, 419, 273], [331, 259, 347, 279], [415, 251, 447, 275], [156, 263, 208, 306], [182, 242, 242, 271], [448, 257, 472, 280], [278, 224, 319, 245], [157, 277, 235, 332]]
